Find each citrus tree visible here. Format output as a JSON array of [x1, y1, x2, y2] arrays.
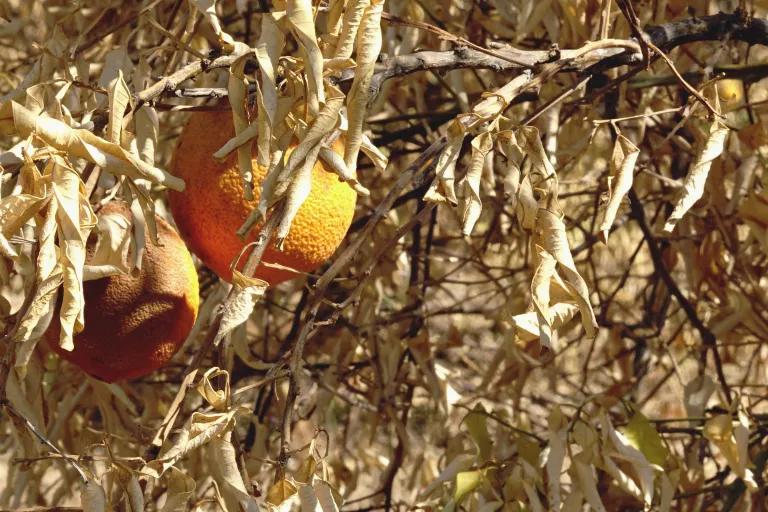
[[1, 0, 768, 510]]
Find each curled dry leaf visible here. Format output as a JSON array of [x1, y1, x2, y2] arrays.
[[518, 126, 558, 204], [82, 206, 134, 280], [569, 456, 606, 512], [133, 58, 158, 166], [141, 384, 247, 478], [319, 145, 370, 195], [0, 102, 185, 191], [214, 270, 269, 346], [80, 480, 107, 512], [600, 412, 657, 509], [417, 453, 475, 500], [112, 468, 144, 512], [227, 43, 257, 201], [454, 469, 485, 504], [50, 157, 97, 351], [664, 120, 728, 232], [703, 412, 758, 491], [598, 134, 640, 243], [359, 132, 388, 173], [272, 87, 346, 201], [106, 70, 131, 146], [208, 435, 259, 512], [254, 12, 286, 168], [534, 209, 598, 338], [333, 0, 370, 59], [268, 478, 299, 507], [12, 272, 61, 369], [544, 406, 567, 511], [287, 0, 326, 115], [468, 71, 534, 126], [343, 0, 384, 174], [424, 119, 464, 206], [510, 302, 580, 345], [277, 143, 320, 248], [459, 132, 493, 236], [191, 0, 235, 46], [683, 375, 716, 423], [159, 468, 196, 512], [196, 367, 231, 411], [531, 246, 558, 355]]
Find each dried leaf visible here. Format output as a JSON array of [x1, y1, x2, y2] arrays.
[[601, 412, 656, 508], [254, 12, 286, 167], [570, 457, 606, 512], [343, 0, 384, 174], [535, 209, 597, 337], [268, 478, 299, 506], [544, 406, 567, 510], [314, 480, 341, 512], [227, 44, 257, 200], [703, 412, 757, 491], [160, 468, 196, 512], [13, 272, 62, 370], [531, 246, 557, 354], [191, 0, 235, 46], [598, 134, 640, 242], [459, 132, 493, 236], [664, 121, 728, 232], [141, 406, 242, 478], [83, 205, 134, 280], [106, 70, 131, 145], [80, 481, 107, 512], [208, 436, 259, 512], [287, 0, 326, 115], [518, 126, 558, 203], [215, 270, 269, 346], [319, 145, 369, 195], [51, 158, 97, 351], [333, 0, 370, 59], [424, 120, 464, 206], [276, 142, 320, 248], [359, 132, 388, 172], [683, 375, 716, 422], [468, 72, 533, 126], [418, 453, 474, 500], [0, 102, 184, 190], [299, 483, 322, 512], [510, 302, 580, 344]]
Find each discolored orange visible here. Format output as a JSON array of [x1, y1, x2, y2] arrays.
[[45, 202, 199, 383]]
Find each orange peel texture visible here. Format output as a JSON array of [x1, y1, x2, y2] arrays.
[[168, 109, 357, 284]]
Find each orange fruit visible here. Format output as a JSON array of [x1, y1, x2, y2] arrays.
[[167, 109, 357, 284], [717, 79, 744, 106], [45, 201, 199, 383]]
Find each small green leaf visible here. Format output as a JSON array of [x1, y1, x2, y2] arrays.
[[454, 469, 484, 503], [622, 411, 668, 466], [517, 434, 541, 468], [464, 405, 492, 461]]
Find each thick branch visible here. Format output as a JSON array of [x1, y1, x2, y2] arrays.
[[140, 12, 766, 104], [136, 50, 251, 104], [362, 11, 766, 95]]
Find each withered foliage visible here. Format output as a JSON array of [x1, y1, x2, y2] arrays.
[[1, 0, 768, 510]]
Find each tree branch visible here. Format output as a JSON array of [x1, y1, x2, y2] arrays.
[[354, 11, 767, 98]]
